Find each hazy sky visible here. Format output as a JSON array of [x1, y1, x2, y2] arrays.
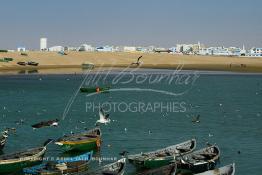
[[1, 0, 261, 49]]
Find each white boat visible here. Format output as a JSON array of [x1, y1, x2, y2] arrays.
[[195, 163, 235, 175]]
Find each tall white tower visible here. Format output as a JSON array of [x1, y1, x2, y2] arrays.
[[40, 38, 47, 51]]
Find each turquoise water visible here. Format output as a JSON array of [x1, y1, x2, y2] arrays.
[[0, 69, 262, 174]]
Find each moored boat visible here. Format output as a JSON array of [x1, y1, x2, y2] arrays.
[[80, 87, 110, 93], [195, 163, 235, 175], [32, 119, 59, 129], [0, 139, 52, 174], [23, 151, 93, 175], [175, 145, 220, 174], [0, 130, 8, 151], [55, 128, 102, 152], [88, 158, 126, 175], [128, 139, 196, 169], [136, 163, 177, 175]]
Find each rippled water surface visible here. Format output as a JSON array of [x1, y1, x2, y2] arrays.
[[0, 69, 262, 174]]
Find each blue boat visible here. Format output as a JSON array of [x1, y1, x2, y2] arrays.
[[23, 151, 93, 175]]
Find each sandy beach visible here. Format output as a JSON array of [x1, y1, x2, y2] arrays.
[[1, 51, 262, 74]]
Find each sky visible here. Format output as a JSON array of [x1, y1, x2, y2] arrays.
[[0, 0, 262, 49]]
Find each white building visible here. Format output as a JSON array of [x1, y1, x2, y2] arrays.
[[49, 46, 64, 52], [40, 38, 47, 51], [78, 44, 95, 52], [96, 46, 113, 52], [249, 48, 262, 57], [17, 47, 26, 52], [123, 46, 137, 52]]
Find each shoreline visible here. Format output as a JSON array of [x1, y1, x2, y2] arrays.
[[1, 51, 262, 74]]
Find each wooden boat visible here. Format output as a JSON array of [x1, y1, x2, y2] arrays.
[[32, 119, 59, 129], [0, 139, 52, 174], [80, 87, 110, 93], [88, 158, 126, 175], [21, 52, 28, 56], [136, 163, 177, 175], [175, 145, 220, 174], [128, 139, 196, 169], [55, 128, 102, 152], [28, 61, 39, 66], [0, 130, 8, 151], [23, 151, 93, 175], [195, 163, 235, 175], [82, 62, 95, 69], [17, 61, 27, 66]]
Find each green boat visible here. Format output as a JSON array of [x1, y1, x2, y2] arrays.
[[128, 139, 196, 169], [55, 128, 102, 152], [80, 87, 110, 93], [0, 139, 52, 174]]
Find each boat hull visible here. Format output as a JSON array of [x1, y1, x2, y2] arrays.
[[23, 151, 93, 175], [80, 87, 110, 93], [0, 146, 47, 174], [136, 163, 177, 175], [128, 139, 196, 169], [0, 159, 42, 174], [132, 156, 174, 169], [195, 163, 235, 175], [57, 139, 99, 152]]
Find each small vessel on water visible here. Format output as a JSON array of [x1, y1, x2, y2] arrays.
[[0, 130, 8, 151], [0, 139, 52, 174], [176, 145, 220, 174], [23, 151, 93, 175], [128, 139, 196, 169], [195, 163, 235, 175], [55, 128, 102, 152], [88, 158, 126, 175], [32, 119, 59, 129], [80, 86, 110, 93], [136, 163, 177, 175]]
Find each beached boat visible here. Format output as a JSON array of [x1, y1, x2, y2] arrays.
[[128, 139, 196, 169], [88, 158, 126, 175], [136, 163, 177, 175], [175, 145, 220, 174], [23, 151, 93, 175], [17, 61, 27, 66], [195, 163, 235, 175], [28, 61, 39, 66], [55, 128, 102, 152], [0, 130, 8, 151], [80, 87, 110, 93], [82, 62, 95, 69], [0, 139, 52, 174]]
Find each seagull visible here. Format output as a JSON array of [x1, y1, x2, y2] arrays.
[[95, 108, 111, 125], [131, 56, 143, 66]]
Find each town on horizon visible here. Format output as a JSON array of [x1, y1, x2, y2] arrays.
[[4, 37, 262, 57]]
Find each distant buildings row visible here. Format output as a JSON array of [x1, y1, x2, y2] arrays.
[[16, 38, 262, 57]]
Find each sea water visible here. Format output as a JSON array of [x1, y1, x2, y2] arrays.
[[0, 69, 261, 174]]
